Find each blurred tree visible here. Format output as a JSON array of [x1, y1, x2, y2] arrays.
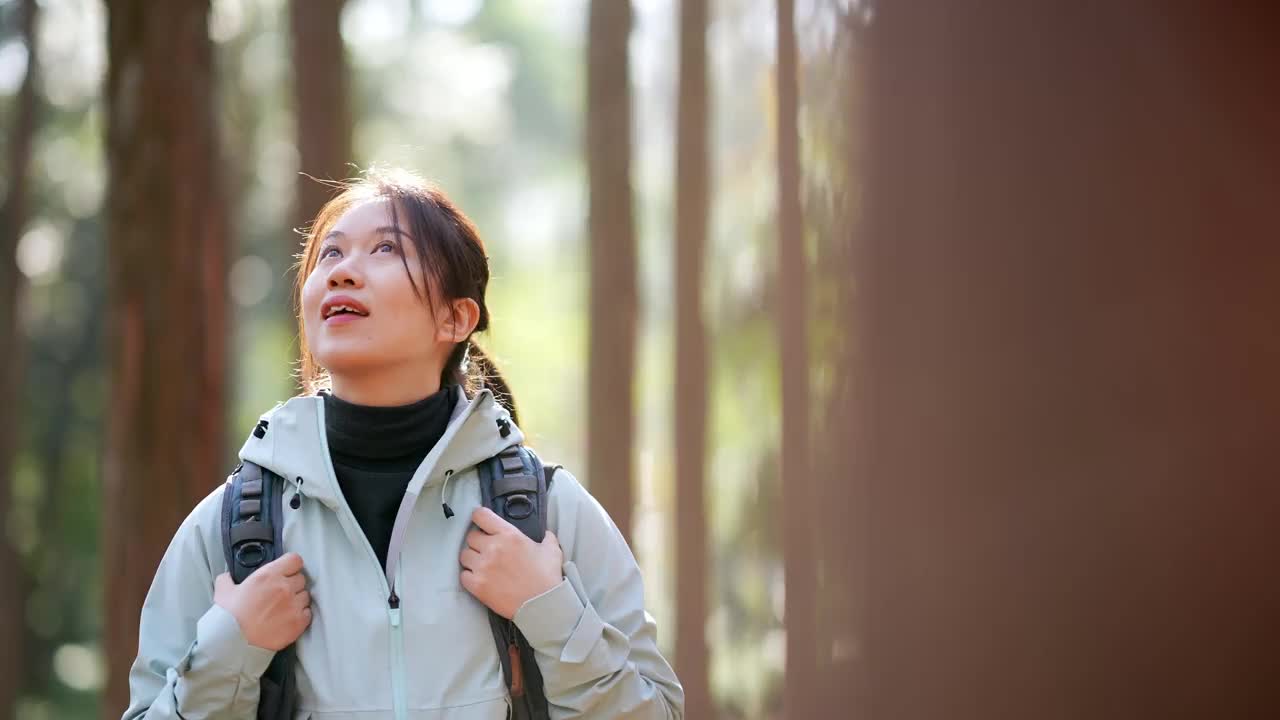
[[23, 223, 108, 710], [290, 0, 351, 232], [855, 2, 1280, 717], [775, 0, 817, 717], [586, 0, 636, 542], [1, 2, 39, 714], [806, 7, 867, 710], [100, 1, 228, 715], [672, 0, 713, 717], [825, 11, 866, 710], [217, 0, 308, 441]]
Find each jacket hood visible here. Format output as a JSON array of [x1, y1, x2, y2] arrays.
[[237, 386, 523, 510]]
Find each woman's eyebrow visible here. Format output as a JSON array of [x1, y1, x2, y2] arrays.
[[373, 226, 412, 238], [323, 227, 410, 241]]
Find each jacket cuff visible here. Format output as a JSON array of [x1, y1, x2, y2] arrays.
[[192, 604, 277, 678], [514, 570, 610, 664]]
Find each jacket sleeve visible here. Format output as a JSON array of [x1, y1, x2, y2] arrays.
[[121, 485, 277, 720], [512, 469, 684, 719]]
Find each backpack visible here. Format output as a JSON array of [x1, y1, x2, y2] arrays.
[[221, 444, 559, 720]]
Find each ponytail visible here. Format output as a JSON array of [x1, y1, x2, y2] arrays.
[[444, 341, 519, 426]]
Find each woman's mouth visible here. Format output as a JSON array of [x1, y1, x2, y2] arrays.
[[324, 312, 364, 326], [321, 296, 371, 325]]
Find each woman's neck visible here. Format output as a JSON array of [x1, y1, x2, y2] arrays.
[[328, 366, 443, 407], [323, 385, 458, 469]]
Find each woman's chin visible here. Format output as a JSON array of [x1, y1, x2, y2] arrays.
[[311, 348, 385, 376]]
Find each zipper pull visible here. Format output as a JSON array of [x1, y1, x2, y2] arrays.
[[388, 592, 402, 626], [507, 620, 526, 698], [441, 469, 456, 518], [508, 640, 525, 697], [290, 476, 305, 509]]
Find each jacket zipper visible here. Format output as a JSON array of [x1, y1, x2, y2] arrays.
[[324, 487, 408, 720], [315, 391, 494, 720], [373, 390, 491, 718], [315, 404, 408, 720], [388, 564, 408, 720]]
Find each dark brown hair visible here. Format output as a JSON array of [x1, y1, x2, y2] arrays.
[[293, 169, 517, 421]]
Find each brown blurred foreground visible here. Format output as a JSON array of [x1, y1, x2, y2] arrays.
[[845, 1, 1280, 717]]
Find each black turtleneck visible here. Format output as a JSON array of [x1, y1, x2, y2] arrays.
[[323, 385, 459, 569]]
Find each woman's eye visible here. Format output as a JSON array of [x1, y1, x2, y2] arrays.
[[376, 241, 397, 254], [321, 246, 341, 259]]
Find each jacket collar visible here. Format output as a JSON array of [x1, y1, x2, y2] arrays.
[[237, 386, 524, 510]]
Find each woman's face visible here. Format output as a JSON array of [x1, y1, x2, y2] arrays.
[[301, 198, 449, 385]]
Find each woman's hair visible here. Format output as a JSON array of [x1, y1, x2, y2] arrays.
[[293, 169, 518, 422]]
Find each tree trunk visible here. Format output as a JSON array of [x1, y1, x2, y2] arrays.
[[290, 0, 352, 231], [0, 1, 39, 713], [101, 1, 228, 715], [856, 2, 1280, 718], [673, 0, 712, 716], [776, 1, 817, 718], [586, 0, 636, 542], [817, 11, 867, 711]]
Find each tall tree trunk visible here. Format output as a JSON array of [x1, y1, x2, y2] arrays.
[[290, 0, 351, 231], [817, 10, 867, 711], [857, 2, 1280, 718], [102, 2, 228, 715], [673, 0, 712, 716], [586, 0, 636, 542], [0, 1, 39, 714], [776, 1, 817, 717]]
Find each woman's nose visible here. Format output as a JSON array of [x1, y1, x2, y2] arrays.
[[327, 257, 364, 288]]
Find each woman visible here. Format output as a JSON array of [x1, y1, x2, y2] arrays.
[[122, 170, 684, 719]]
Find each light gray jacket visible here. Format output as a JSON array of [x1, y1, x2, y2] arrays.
[[122, 388, 684, 719]]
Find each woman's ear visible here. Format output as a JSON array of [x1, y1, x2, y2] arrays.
[[436, 297, 481, 343]]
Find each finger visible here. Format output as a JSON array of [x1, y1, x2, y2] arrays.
[[460, 569, 480, 596], [296, 590, 311, 609], [214, 572, 233, 593], [542, 531, 565, 563], [470, 506, 512, 535], [286, 572, 306, 594], [300, 606, 313, 626], [465, 529, 495, 552], [268, 552, 304, 576], [459, 547, 482, 570]]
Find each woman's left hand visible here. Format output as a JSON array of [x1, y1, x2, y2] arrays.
[[460, 506, 565, 619]]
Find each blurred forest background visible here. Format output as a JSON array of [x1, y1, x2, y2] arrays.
[[5, 1, 1280, 720], [0, 0, 861, 717]]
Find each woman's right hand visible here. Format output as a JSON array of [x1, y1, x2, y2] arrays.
[[213, 552, 312, 651]]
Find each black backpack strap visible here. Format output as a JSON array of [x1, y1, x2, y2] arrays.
[[220, 461, 298, 720], [544, 460, 562, 492], [477, 446, 552, 720], [222, 461, 285, 583]]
